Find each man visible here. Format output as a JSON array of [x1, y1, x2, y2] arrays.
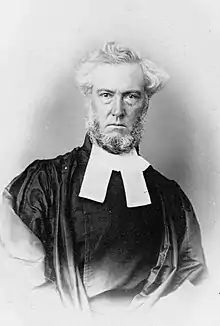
[[0, 42, 207, 321]]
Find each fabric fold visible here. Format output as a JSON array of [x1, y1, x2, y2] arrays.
[[0, 189, 45, 287]]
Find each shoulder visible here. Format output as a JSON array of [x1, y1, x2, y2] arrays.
[[145, 165, 194, 211], [145, 165, 180, 195], [8, 147, 80, 186], [6, 147, 81, 208], [48, 146, 80, 173]]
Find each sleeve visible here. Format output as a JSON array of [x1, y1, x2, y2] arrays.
[[0, 160, 51, 290], [175, 185, 208, 286]]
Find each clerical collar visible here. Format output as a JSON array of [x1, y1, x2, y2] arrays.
[[79, 136, 152, 208]]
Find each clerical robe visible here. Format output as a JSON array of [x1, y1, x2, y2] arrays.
[[0, 136, 207, 315]]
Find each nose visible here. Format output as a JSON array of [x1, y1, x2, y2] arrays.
[[111, 96, 125, 117]]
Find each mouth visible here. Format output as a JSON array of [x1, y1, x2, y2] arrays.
[[107, 124, 126, 128]]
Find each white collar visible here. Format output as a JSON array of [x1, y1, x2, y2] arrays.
[[79, 144, 151, 207]]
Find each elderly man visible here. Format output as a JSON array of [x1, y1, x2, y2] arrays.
[[0, 42, 207, 320]]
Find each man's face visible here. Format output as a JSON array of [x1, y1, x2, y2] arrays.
[[86, 63, 148, 153], [89, 63, 147, 135]]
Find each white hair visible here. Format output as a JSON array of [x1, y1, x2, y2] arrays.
[[75, 41, 169, 97]]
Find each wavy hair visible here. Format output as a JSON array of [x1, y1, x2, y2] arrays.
[[75, 41, 169, 97]]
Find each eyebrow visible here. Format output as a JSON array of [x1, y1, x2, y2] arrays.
[[123, 90, 142, 96], [96, 88, 116, 94]]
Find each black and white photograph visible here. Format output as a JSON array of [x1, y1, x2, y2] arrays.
[[0, 1, 219, 325]]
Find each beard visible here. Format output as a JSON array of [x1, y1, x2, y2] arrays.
[[86, 107, 147, 155]]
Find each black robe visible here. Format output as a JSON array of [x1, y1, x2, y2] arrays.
[[0, 138, 207, 313]]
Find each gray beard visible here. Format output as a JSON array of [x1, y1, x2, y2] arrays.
[[86, 113, 146, 155]]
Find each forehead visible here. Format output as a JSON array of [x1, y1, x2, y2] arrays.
[[90, 63, 145, 91]]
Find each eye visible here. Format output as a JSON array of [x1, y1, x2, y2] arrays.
[[99, 92, 114, 103], [123, 93, 141, 105], [100, 92, 113, 98], [101, 93, 109, 97], [129, 94, 136, 98]]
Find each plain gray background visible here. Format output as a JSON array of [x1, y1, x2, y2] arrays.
[[0, 0, 219, 291]]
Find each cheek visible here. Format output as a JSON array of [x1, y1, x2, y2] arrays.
[[127, 106, 144, 125], [90, 99, 100, 118], [91, 100, 110, 124]]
